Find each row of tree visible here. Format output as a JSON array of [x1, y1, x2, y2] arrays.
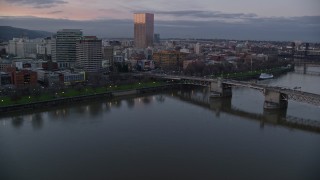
[[184, 58, 291, 76]]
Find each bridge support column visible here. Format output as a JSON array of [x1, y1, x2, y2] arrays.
[[264, 89, 288, 109], [210, 81, 232, 97]]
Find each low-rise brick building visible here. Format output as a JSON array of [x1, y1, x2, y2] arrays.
[[6, 67, 37, 87], [152, 50, 186, 70]]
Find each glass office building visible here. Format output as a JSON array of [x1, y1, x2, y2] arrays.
[[134, 13, 154, 48], [52, 29, 83, 68]]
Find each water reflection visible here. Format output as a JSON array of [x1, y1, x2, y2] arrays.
[[48, 108, 70, 119], [174, 88, 320, 133], [6, 113, 43, 130], [11, 116, 24, 128], [262, 109, 287, 123], [74, 105, 87, 115], [1, 88, 319, 133], [104, 102, 111, 112], [156, 95, 165, 103], [142, 97, 151, 104], [125, 98, 135, 109], [113, 99, 122, 108], [88, 103, 103, 117], [105, 96, 155, 110], [209, 97, 232, 117], [31, 113, 43, 130]]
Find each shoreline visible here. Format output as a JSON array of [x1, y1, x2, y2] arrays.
[[0, 84, 179, 114], [0, 67, 294, 114]]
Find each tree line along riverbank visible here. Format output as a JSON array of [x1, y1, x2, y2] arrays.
[[0, 81, 181, 114], [213, 66, 294, 80]]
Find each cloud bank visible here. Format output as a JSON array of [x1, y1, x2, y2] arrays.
[[4, 0, 67, 8], [0, 14, 319, 42]]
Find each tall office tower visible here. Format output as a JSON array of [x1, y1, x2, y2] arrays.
[[134, 13, 154, 48], [76, 36, 102, 73], [52, 29, 82, 69]]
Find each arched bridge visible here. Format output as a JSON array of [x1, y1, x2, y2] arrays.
[[153, 74, 320, 109]]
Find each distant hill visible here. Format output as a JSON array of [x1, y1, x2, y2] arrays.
[[0, 26, 52, 42]]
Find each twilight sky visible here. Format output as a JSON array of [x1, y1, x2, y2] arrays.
[[0, 0, 320, 41]]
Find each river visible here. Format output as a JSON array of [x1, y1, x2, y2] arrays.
[[0, 69, 320, 180]]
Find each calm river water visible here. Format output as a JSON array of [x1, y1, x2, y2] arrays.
[[1, 69, 320, 180]]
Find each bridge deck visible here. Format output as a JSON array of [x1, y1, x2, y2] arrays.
[[153, 74, 320, 107]]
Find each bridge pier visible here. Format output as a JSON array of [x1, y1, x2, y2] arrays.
[[210, 81, 232, 97], [263, 89, 288, 109]]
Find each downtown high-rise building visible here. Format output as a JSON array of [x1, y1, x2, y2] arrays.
[[134, 13, 154, 49], [52, 29, 83, 68], [8, 38, 42, 58], [76, 36, 102, 73]]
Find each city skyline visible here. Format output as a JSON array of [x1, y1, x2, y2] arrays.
[[0, 0, 319, 42]]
